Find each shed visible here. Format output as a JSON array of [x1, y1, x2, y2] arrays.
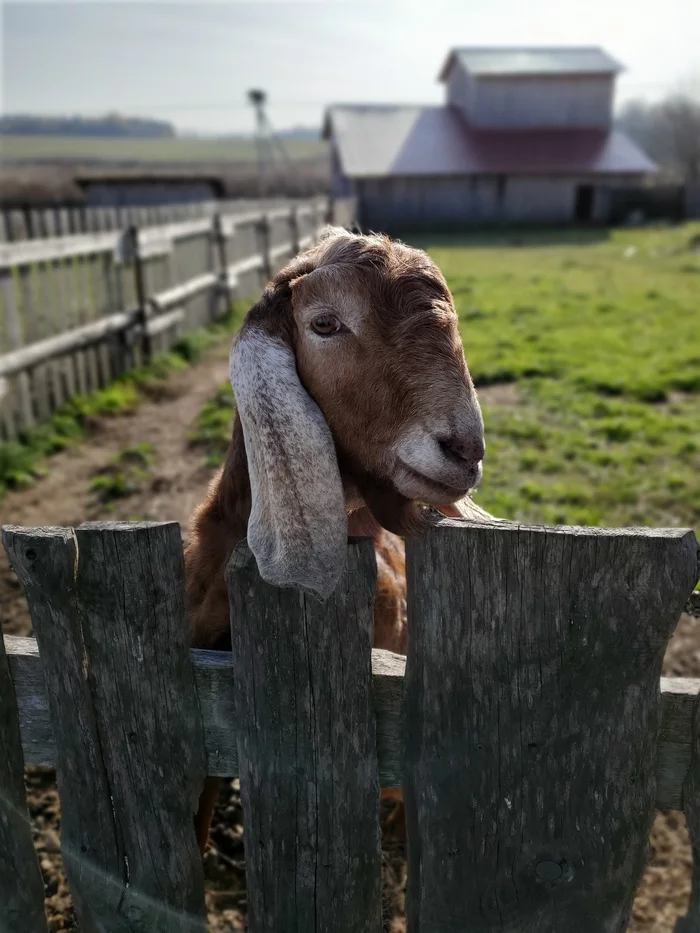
[[323, 46, 657, 229]]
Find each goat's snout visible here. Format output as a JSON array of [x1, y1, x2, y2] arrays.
[[438, 433, 485, 468]]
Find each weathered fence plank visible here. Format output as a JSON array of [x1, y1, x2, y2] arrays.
[[677, 689, 700, 932], [2, 522, 208, 933], [5, 634, 700, 811], [404, 520, 698, 933], [0, 197, 333, 439], [0, 624, 49, 933], [227, 537, 382, 933]]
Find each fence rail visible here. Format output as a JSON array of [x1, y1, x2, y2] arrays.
[[1, 519, 699, 932], [0, 196, 332, 441]]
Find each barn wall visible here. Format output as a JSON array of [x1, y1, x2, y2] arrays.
[[447, 71, 614, 128], [445, 62, 478, 115], [330, 142, 355, 198], [356, 173, 645, 230], [357, 176, 502, 230], [503, 177, 576, 222]]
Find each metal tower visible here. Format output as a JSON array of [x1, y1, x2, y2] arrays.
[[247, 89, 293, 198]]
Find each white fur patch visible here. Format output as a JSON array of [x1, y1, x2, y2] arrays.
[[230, 329, 347, 600], [394, 415, 484, 497]]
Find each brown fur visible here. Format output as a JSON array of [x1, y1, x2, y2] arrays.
[[185, 228, 484, 850]]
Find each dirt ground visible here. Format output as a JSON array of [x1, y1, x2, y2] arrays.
[[1, 342, 697, 931]]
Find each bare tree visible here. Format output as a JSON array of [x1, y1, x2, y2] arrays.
[[618, 91, 700, 182]]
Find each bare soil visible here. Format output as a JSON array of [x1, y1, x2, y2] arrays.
[[1, 342, 696, 931]]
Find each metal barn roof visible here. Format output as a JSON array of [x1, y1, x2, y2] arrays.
[[323, 105, 657, 178], [438, 47, 624, 80]]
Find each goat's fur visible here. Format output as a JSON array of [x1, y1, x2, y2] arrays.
[[185, 226, 488, 849]]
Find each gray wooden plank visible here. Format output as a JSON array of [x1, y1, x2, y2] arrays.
[[0, 310, 135, 379], [0, 622, 49, 933], [75, 255, 100, 392], [1, 269, 33, 431], [7, 634, 700, 813], [2, 522, 208, 933], [676, 689, 700, 932], [227, 537, 382, 933], [403, 520, 698, 933]]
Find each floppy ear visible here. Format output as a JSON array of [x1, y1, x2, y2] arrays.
[[229, 288, 347, 601]]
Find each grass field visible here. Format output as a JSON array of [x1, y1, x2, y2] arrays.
[[425, 224, 700, 533], [192, 223, 700, 538], [0, 134, 328, 163]]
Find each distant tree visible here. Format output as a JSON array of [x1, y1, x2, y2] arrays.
[[618, 92, 700, 181], [0, 114, 176, 138]]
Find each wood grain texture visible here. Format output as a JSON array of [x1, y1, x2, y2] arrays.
[[0, 623, 49, 933], [676, 689, 700, 932], [404, 520, 698, 933], [2, 522, 207, 932], [5, 636, 700, 811], [227, 538, 382, 933]]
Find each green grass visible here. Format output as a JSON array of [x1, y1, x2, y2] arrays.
[[88, 443, 156, 503], [417, 223, 700, 532], [0, 301, 247, 499], [189, 383, 235, 466], [0, 134, 327, 164]]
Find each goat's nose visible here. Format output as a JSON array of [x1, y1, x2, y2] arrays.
[[439, 434, 485, 466]]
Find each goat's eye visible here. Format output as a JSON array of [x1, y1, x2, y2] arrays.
[[310, 314, 342, 336]]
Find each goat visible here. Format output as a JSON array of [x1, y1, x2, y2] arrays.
[[185, 226, 487, 852]]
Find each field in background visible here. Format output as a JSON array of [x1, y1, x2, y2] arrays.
[[0, 134, 328, 163], [425, 224, 700, 534]]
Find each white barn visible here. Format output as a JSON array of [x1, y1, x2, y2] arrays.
[[323, 47, 656, 230]]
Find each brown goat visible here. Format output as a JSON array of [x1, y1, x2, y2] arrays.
[[185, 226, 487, 851]]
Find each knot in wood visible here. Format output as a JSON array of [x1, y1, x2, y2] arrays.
[[535, 859, 563, 882]]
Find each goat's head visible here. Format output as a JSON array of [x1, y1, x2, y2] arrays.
[[230, 226, 484, 599]]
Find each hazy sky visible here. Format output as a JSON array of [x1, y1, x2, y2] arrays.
[[2, 0, 699, 134]]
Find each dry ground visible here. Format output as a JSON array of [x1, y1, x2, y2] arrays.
[[1, 341, 697, 931]]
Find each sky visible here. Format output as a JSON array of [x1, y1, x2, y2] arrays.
[[2, 0, 699, 135]]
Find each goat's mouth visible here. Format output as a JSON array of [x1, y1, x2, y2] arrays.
[[395, 459, 480, 504]]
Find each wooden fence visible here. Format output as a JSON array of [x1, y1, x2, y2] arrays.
[[1, 519, 699, 932], [0, 197, 295, 242], [0, 196, 333, 441]]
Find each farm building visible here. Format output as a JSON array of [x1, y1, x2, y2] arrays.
[[323, 46, 657, 229]]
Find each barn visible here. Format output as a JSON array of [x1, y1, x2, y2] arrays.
[[323, 46, 657, 230]]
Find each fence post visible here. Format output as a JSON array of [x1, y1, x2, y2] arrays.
[[227, 538, 383, 933], [0, 629, 49, 933], [403, 520, 698, 933], [127, 224, 152, 363], [212, 212, 231, 319], [3, 522, 208, 933], [289, 205, 301, 254], [257, 213, 272, 281]]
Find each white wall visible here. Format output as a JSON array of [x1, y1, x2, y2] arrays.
[[446, 66, 614, 128]]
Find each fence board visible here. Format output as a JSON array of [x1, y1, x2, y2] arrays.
[[227, 537, 382, 933], [2, 522, 208, 933], [0, 624, 49, 933], [677, 689, 700, 932], [403, 520, 698, 933], [4, 634, 700, 811], [0, 196, 331, 438], [1, 269, 33, 433]]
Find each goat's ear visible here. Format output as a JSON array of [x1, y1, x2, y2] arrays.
[[229, 289, 347, 601]]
